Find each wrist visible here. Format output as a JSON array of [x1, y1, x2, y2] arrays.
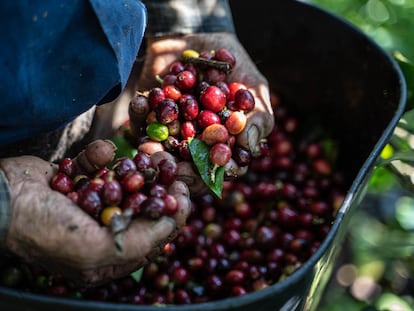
[[0, 167, 11, 250]]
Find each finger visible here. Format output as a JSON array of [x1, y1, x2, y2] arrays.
[[128, 94, 150, 138], [224, 158, 248, 180], [176, 161, 209, 197], [74, 140, 117, 174], [236, 91, 274, 155], [167, 180, 191, 229], [112, 216, 176, 262], [78, 260, 145, 287]]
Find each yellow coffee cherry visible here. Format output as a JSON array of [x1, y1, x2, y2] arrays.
[[100, 206, 122, 226], [182, 49, 200, 59]]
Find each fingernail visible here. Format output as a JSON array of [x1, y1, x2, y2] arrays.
[[247, 125, 260, 156], [152, 217, 176, 238]]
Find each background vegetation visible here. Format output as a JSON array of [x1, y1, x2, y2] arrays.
[[306, 0, 414, 310]]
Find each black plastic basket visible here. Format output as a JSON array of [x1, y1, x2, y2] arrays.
[[0, 1, 406, 310]]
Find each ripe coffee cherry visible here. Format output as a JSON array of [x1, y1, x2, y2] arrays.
[[234, 89, 255, 112], [122, 192, 147, 216], [199, 49, 215, 59], [113, 157, 137, 179], [232, 147, 252, 166], [200, 86, 227, 112], [184, 63, 198, 76], [163, 194, 179, 216], [163, 85, 181, 101], [157, 159, 178, 185], [209, 143, 232, 166], [227, 82, 247, 101], [225, 111, 247, 135], [201, 123, 229, 145], [50, 172, 74, 194], [178, 94, 199, 120], [87, 177, 105, 193], [169, 61, 185, 74], [171, 266, 190, 286], [161, 74, 177, 87], [180, 121, 197, 140], [155, 99, 179, 124], [175, 70, 197, 90], [77, 188, 102, 217], [215, 81, 230, 99], [148, 87, 166, 109], [178, 140, 192, 161], [102, 177, 123, 206], [133, 152, 153, 171], [197, 110, 221, 129], [213, 48, 236, 68], [204, 68, 226, 84], [94, 167, 110, 179], [225, 269, 245, 285], [58, 158, 77, 178], [312, 158, 332, 176], [149, 183, 168, 198], [195, 81, 210, 97], [141, 197, 166, 219], [121, 171, 145, 193]]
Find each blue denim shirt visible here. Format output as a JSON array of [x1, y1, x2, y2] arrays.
[[0, 0, 147, 147]]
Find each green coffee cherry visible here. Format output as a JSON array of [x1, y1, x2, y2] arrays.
[[146, 122, 169, 142]]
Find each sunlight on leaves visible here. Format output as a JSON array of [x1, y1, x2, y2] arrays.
[[395, 196, 414, 230]]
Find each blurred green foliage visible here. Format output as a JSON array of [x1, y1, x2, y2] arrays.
[[307, 0, 414, 310], [309, 0, 414, 109]]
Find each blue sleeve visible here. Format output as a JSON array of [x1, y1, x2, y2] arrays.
[[0, 0, 147, 147]]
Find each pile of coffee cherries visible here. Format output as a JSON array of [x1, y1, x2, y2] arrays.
[[0, 92, 346, 305], [142, 48, 256, 192], [50, 152, 180, 227]]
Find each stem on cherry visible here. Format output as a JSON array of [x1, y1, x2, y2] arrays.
[[183, 56, 232, 74]]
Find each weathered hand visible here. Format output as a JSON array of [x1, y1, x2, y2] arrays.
[[0, 141, 191, 286], [133, 32, 274, 195]]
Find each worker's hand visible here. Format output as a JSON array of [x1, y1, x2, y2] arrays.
[[0, 141, 191, 287], [135, 32, 274, 195]]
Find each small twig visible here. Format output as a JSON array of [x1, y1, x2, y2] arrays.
[[183, 56, 232, 74]]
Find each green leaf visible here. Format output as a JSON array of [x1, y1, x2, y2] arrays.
[[130, 268, 143, 282], [188, 138, 224, 198], [111, 134, 137, 160]]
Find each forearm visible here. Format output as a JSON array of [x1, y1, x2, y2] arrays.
[[142, 0, 235, 36], [0, 168, 11, 249]]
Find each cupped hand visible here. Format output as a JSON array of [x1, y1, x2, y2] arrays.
[[134, 32, 274, 195], [0, 143, 191, 287]]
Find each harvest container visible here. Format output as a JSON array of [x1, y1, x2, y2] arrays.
[[0, 0, 406, 310]]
